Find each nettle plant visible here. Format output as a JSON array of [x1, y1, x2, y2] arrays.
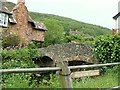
[[93, 35, 120, 64]]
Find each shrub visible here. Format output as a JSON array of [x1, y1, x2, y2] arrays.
[[65, 34, 83, 43], [1, 48, 36, 69], [1, 48, 43, 88], [28, 42, 38, 49], [93, 35, 120, 63]]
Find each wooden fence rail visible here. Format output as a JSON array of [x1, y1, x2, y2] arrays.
[[1, 62, 120, 89]]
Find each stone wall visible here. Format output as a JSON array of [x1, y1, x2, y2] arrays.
[[10, 2, 29, 45], [31, 30, 44, 42], [38, 43, 98, 66]]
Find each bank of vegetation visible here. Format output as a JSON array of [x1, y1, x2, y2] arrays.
[[1, 34, 120, 88]]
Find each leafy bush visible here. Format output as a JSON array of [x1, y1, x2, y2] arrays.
[[28, 42, 38, 49], [1, 48, 43, 88], [1, 48, 37, 69], [93, 35, 120, 63], [65, 34, 83, 43], [2, 73, 33, 88]]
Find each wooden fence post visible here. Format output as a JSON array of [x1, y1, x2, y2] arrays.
[[57, 61, 73, 89]]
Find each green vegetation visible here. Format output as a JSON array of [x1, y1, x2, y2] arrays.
[[73, 67, 119, 88], [1, 48, 40, 88], [43, 18, 66, 47], [1, 48, 37, 69], [93, 35, 120, 64], [1, 45, 119, 88]]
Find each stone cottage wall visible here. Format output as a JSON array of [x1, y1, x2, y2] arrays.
[[31, 30, 45, 42], [9, 2, 29, 45]]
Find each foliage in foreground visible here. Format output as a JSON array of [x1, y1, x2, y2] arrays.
[[1, 48, 41, 69], [93, 35, 120, 63], [1, 48, 41, 88]]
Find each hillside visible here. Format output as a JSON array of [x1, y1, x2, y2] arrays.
[[29, 12, 111, 36]]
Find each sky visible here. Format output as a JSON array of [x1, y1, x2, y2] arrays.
[[6, 0, 120, 29]]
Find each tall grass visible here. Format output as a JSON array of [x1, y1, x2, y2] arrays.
[[38, 66, 119, 88], [73, 71, 118, 88]]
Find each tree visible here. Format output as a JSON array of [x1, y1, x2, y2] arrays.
[[43, 18, 66, 47]]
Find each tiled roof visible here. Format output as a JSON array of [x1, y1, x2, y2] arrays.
[[28, 16, 47, 31], [0, 1, 14, 14], [32, 21, 47, 31], [0, 6, 12, 15]]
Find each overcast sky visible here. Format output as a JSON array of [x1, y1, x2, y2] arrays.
[[6, 0, 120, 29]]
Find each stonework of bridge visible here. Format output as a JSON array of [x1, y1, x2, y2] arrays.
[[37, 43, 98, 67]]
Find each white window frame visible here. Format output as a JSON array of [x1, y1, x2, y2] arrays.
[[0, 13, 8, 27]]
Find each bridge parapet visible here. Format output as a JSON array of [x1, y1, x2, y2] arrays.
[[38, 43, 98, 66]]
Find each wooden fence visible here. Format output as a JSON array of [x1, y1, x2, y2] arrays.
[[1, 62, 120, 89]]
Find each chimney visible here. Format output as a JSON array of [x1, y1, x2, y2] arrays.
[[17, 0, 25, 4]]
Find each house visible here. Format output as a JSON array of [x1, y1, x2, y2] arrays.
[[0, 0, 47, 47], [112, 1, 120, 34], [113, 12, 120, 34]]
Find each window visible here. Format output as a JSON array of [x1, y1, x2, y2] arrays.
[[0, 14, 3, 24], [0, 13, 8, 27]]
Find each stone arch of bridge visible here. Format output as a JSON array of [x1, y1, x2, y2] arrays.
[[40, 56, 55, 67], [68, 60, 92, 66], [40, 55, 95, 67]]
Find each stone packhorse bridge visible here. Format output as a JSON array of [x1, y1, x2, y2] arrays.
[[35, 43, 98, 67]]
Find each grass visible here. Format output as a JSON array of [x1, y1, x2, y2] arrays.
[[37, 67, 119, 88], [73, 72, 118, 88], [74, 66, 119, 88]]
